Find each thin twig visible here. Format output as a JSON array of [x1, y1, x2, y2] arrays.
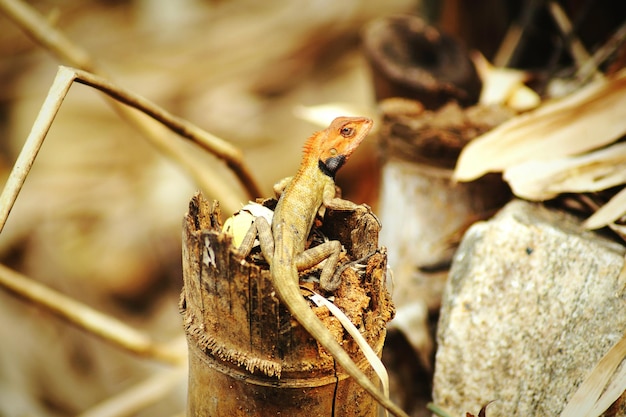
[[492, 23, 523, 68], [578, 19, 626, 80], [0, 0, 95, 70], [495, 0, 543, 67], [0, 0, 262, 203], [0, 65, 258, 232], [76, 365, 187, 417], [69, 67, 257, 191], [0, 262, 186, 365]]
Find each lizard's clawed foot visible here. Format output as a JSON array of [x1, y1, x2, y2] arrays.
[[323, 250, 376, 292], [320, 270, 343, 293]]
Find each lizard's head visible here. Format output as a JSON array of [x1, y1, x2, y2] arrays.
[[306, 116, 373, 178]]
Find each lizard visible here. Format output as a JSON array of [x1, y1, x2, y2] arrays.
[[237, 116, 409, 417]]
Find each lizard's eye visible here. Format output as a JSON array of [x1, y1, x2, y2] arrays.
[[329, 148, 337, 156], [340, 127, 355, 138]]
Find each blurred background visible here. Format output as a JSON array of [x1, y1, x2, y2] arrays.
[[0, 0, 624, 416]]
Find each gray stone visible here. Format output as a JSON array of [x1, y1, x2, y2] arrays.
[[433, 200, 626, 417]]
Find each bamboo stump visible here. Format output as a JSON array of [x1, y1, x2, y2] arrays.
[[378, 100, 514, 310], [180, 193, 395, 416], [372, 100, 514, 373], [362, 15, 482, 109]]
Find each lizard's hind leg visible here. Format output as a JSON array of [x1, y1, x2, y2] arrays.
[[295, 240, 342, 291]]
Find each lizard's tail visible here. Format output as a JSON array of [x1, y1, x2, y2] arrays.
[[274, 269, 410, 417]]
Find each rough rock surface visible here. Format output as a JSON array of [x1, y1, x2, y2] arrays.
[[433, 200, 626, 417]]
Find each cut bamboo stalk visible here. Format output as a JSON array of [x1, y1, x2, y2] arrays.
[[181, 193, 396, 416], [378, 100, 514, 313], [362, 15, 482, 110]]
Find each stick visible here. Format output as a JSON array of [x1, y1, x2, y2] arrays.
[[0, 68, 73, 232], [76, 366, 187, 417], [548, 1, 604, 81], [0, 65, 259, 232], [0, 262, 186, 365]]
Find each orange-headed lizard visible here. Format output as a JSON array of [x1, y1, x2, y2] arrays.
[[237, 117, 409, 417]]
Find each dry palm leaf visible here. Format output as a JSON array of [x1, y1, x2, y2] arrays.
[[293, 103, 378, 128], [559, 331, 626, 417], [454, 69, 626, 182], [504, 141, 626, 200], [584, 187, 626, 229], [472, 51, 540, 111], [310, 293, 391, 415]]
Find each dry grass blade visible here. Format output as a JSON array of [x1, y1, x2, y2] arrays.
[[310, 293, 390, 411], [0, 67, 74, 233], [427, 402, 456, 417], [0, 262, 186, 365], [548, 1, 603, 81], [504, 141, 626, 200], [0, 0, 94, 70], [454, 69, 626, 182], [559, 332, 626, 417], [0, 65, 256, 234]]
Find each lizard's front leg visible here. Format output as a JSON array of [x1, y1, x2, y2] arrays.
[[322, 182, 379, 221], [293, 184, 378, 291]]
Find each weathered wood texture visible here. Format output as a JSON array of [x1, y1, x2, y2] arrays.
[[181, 193, 395, 416]]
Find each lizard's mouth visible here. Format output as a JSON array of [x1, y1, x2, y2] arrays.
[[318, 155, 346, 178]]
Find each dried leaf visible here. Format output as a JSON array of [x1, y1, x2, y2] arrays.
[[583, 186, 626, 229], [465, 401, 493, 417], [559, 332, 626, 417], [310, 293, 391, 416], [479, 401, 494, 417], [589, 354, 626, 417], [507, 84, 541, 112], [454, 69, 626, 182], [607, 222, 626, 242], [472, 51, 540, 111], [504, 141, 626, 200], [293, 103, 377, 128]]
